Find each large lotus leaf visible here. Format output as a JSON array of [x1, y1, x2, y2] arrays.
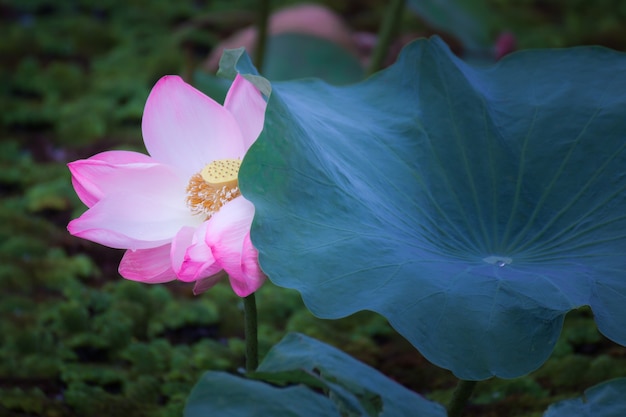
[[543, 378, 626, 417], [184, 333, 446, 417], [238, 37, 626, 380]]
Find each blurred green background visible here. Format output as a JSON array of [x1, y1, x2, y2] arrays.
[[2, 0, 626, 416]]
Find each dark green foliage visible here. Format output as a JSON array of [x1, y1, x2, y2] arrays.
[[1, 0, 186, 148]]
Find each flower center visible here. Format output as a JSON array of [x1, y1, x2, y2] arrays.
[[186, 159, 242, 218]]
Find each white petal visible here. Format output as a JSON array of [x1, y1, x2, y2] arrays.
[[142, 76, 246, 178]]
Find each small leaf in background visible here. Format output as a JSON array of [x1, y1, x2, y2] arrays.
[[262, 33, 364, 84], [238, 37, 626, 379], [184, 333, 446, 417], [406, 0, 493, 49], [191, 70, 231, 103], [185, 372, 338, 417], [544, 378, 626, 417], [195, 32, 364, 101], [202, 3, 366, 86]]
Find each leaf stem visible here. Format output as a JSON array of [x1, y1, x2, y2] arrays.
[[243, 292, 259, 371], [254, 0, 271, 72], [447, 379, 477, 417], [367, 0, 406, 75]]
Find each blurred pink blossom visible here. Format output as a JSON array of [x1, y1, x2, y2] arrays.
[[495, 32, 517, 60]]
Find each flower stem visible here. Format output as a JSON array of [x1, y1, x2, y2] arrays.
[[243, 293, 259, 371], [254, 0, 271, 73], [367, 0, 406, 76], [447, 379, 477, 417]]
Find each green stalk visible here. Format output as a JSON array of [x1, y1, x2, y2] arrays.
[[243, 293, 259, 371], [254, 0, 271, 72], [367, 0, 406, 76], [447, 379, 477, 417]]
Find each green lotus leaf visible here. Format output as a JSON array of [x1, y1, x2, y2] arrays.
[[237, 37, 626, 379], [544, 378, 626, 417], [406, 0, 492, 49], [184, 372, 337, 417]]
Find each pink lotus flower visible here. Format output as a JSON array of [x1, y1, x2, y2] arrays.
[[67, 75, 267, 297]]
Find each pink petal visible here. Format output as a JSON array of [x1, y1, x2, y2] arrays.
[[68, 160, 199, 250], [193, 271, 228, 295], [85, 150, 154, 164], [171, 226, 195, 275], [69, 150, 155, 207], [68, 192, 200, 250], [205, 197, 266, 297], [239, 231, 266, 290], [224, 74, 267, 150], [142, 75, 246, 178], [119, 245, 177, 283], [172, 224, 223, 282]]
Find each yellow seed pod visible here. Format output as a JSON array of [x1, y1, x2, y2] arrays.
[[200, 159, 241, 188]]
